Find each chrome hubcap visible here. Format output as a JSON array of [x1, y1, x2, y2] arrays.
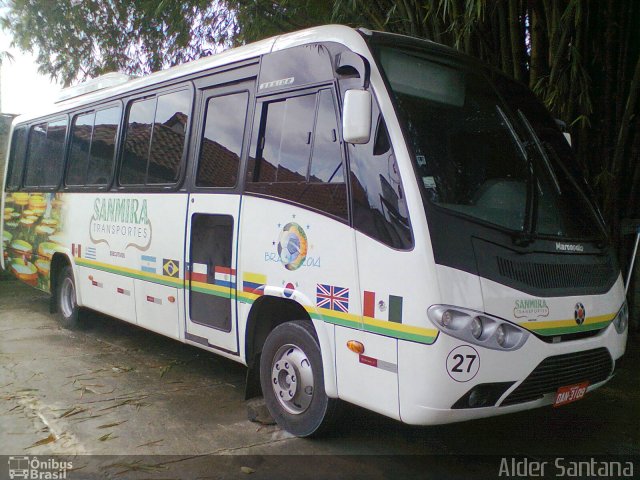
[[271, 343, 314, 414], [60, 277, 75, 319]]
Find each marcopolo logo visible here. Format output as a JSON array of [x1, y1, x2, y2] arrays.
[[8, 456, 72, 479], [259, 77, 295, 90], [555, 242, 585, 252], [89, 197, 152, 252], [514, 298, 550, 320]]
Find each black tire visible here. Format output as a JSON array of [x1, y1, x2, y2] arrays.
[[260, 321, 339, 437], [55, 266, 84, 329]]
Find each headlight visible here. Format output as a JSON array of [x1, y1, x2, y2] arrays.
[[428, 305, 529, 351], [496, 325, 506, 346], [471, 317, 483, 339], [613, 302, 629, 334]]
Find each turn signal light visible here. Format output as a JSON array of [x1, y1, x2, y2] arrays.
[[168, 296, 176, 303], [88, 275, 94, 281], [347, 340, 365, 354]]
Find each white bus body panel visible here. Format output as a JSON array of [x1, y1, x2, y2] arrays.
[[237, 195, 360, 401], [60, 193, 188, 339]]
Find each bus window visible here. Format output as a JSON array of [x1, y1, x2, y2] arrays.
[[309, 89, 344, 184], [6, 126, 28, 190], [348, 101, 413, 249], [66, 112, 95, 186], [87, 106, 120, 185], [121, 97, 154, 185], [24, 118, 68, 188], [196, 91, 249, 188], [247, 89, 348, 220], [148, 90, 190, 184], [121, 89, 190, 186]]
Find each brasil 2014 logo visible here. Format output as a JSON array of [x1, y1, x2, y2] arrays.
[[277, 222, 308, 271]]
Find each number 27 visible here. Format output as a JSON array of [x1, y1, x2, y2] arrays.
[[451, 354, 477, 373]]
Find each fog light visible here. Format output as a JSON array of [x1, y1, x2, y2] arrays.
[[471, 317, 483, 339], [496, 325, 506, 347], [451, 382, 515, 409]]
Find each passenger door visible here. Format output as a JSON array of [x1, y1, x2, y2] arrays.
[[184, 80, 254, 354]]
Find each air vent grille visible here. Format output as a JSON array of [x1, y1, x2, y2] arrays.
[[497, 257, 615, 290], [501, 348, 613, 406]]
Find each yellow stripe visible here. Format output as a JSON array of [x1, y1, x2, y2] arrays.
[[305, 305, 361, 324], [362, 315, 439, 338], [243, 272, 266, 284], [190, 280, 230, 294], [305, 305, 438, 339], [237, 290, 262, 302], [75, 257, 182, 287], [520, 312, 616, 331]]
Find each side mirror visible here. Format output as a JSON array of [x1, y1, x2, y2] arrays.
[[342, 89, 372, 144], [555, 118, 572, 147]]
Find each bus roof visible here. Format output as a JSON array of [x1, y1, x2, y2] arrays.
[[13, 25, 372, 124]]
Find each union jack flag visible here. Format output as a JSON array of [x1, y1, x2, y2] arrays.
[[316, 284, 349, 313]]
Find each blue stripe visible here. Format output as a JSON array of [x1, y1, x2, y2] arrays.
[[141, 266, 157, 273], [215, 280, 236, 289]]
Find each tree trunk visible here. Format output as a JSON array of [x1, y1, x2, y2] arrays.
[[529, 0, 548, 90], [497, 0, 512, 74], [508, 0, 524, 81]]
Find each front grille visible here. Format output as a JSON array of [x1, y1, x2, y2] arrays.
[[535, 329, 604, 343], [496, 257, 615, 291], [473, 238, 618, 297], [501, 348, 613, 406]]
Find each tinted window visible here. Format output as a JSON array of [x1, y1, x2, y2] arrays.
[[6, 126, 28, 190], [24, 118, 67, 188], [196, 91, 248, 188], [348, 101, 412, 249], [87, 107, 120, 185], [148, 90, 191, 184], [120, 97, 154, 185], [247, 89, 348, 220], [310, 90, 343, 183], [66, 112, 94, 186]]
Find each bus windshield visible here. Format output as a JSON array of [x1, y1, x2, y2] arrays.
[[374, 45, 605, 241]]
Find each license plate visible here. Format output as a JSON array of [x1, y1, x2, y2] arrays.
[[553, 382, 589, 407]]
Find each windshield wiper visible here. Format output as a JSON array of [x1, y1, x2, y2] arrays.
[[496, 105, 535, 245], [518, 110, 562, 195]]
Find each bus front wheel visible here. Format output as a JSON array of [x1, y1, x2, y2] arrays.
[[259, 321, 338, 437]]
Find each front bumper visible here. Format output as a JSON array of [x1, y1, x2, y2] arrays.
[[397, 321, 627, 425]]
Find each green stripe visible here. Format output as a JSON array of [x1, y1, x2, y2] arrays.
[[310, 310, 437, 345], [533, 321, 611, 336], [76, 259, 182, 288], [309, 311, 361, 330], [191, 284, 232, 299], [77, 261, 437, 345]]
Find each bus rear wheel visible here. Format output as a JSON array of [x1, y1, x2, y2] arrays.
[[55, 266, 83, 329], [259, 321, 338, 437]]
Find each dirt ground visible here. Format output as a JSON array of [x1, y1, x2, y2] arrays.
[[1, 275, 638, 479]]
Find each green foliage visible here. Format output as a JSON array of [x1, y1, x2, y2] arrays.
[[1, 0, 236, 86], [2, 0, 639, 232]]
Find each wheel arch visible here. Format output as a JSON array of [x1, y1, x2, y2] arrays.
[[243, 294, 337, 399], [49, 253, 82, 313]]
